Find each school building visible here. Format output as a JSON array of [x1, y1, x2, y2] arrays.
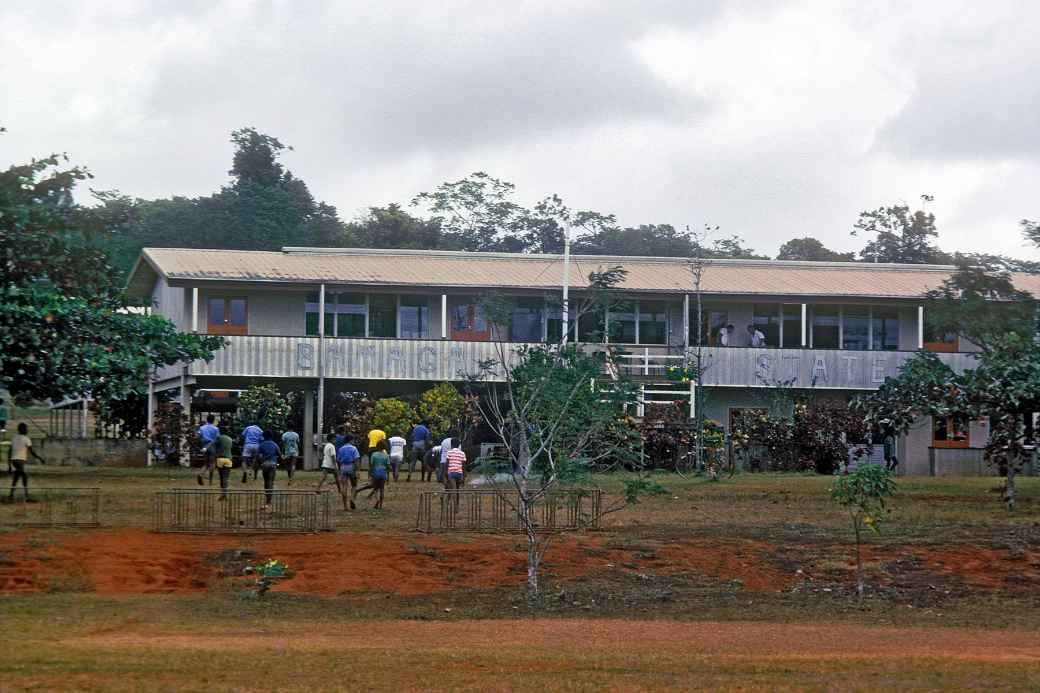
[[126, 246, 1039, 474]]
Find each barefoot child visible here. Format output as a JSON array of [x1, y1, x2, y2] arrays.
[[388, 433, 406, 482], [9, 423, 45, 501], [354, 440, 389, 509], [281, 427, 300, 485], [336, 434, 360, 510]]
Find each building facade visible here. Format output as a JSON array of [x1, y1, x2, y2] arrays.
[[127, 247, 1038, 474]]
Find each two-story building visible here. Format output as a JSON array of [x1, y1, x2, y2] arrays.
[[126, 246, 1038, 474]]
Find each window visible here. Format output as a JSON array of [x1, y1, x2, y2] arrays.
[[781, 304, 802, 348], [510, 299, 544, 342], [399, 296, 430, 339], [608, 301, 636, 343], [842, 307, 869, 351], [546, 307, 576, 343], [208, 297, 247, 335], [696, 310, 729, 346], [639, 301, 668, 345], [752, 304, 779, 348], [368, 295, 397, 338], [872, 308, 899, 351], [811, 306, 840, 349], [579, 308, 606, 342], [933, 415, 969, 448], [305, 292, 334, 336]]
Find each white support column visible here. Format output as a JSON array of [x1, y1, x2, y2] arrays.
[[838, 306, 844, 350], [80, 398, 88, 439], [441, 294, 448, 340], [179, 369, 190, 467], [317, 284, 325, 458], [146, 377, 155, 466], [191, 287, 199, 333], [364, 294, 370, 337], [801, 304, 807, 347], [634, 301, 641, 345], [303, 386, 316, 470], [682, 294, 690, 350], [689, 380, 696, 420], [867, 306, 874, 351], [917, 305, 925, 350]]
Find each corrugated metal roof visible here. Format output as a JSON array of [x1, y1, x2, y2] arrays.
[[128, 247, 1040, 299]]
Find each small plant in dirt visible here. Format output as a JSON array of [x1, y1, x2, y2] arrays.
[[243, 558, 293, 598], [830, 464, 896, 600]]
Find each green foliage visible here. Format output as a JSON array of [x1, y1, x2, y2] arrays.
[[638, 401, 722, 471], [622, 475, 669, 505], [93, 392, 148, 439], [924, 261, 1035, 351], [235, 384, 294, 434], [852, 195, 950, 264], [149, 402, 201, 465], [776, 237, 855, 262], [417, 383, 466, 438], [0, 153, 222, 401], [326, 391, 374, 438], [371, 398, 415, 437], [243, 558, 293, 598], [830, 464, 897, 532]]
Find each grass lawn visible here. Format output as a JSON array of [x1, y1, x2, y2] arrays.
[[0, 466, 1038, 690]]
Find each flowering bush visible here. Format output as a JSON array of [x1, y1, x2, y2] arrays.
[[243, 558, 293, 598]]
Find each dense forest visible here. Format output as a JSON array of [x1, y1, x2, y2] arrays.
[[95, 128, 1037, 278]]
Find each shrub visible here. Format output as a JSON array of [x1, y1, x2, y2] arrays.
[[372, 398, 415, 438]]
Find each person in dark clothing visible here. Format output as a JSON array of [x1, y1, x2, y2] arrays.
[[881, 423, 899, 472], [407, 420, 432, 482], [257, 430, 282, 506]]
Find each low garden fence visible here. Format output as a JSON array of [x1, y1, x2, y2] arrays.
[[153, 489, 332, 533], [0, 487, 101, 528], [416, 488, 602, 533]]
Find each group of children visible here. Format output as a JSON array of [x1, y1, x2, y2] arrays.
[[318, 420, 469, 511], [194, 416, 470, 511]]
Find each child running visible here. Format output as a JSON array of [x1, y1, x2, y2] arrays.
[[336, 434, 360, 510], [407, 420, 431, 482], [388, 433, 406, 482], [9, 423, 45, 501], [353, 440, 389, 509], [318, 432, 340, 492], [281, 427, 300, 485], [214, 429, 234, 500], [445, 438, 467, 513], [241, 422, 263, 483], [257, 430, 282, 507], [197, 415, 220, 486]]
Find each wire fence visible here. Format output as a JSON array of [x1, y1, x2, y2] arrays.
[[416, 488, 602, 533], [0, 487, 101, 528], [153, 489, 332, 533]]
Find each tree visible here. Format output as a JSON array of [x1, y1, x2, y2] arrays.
[[417, 383, 467, 439], [0, 152, 222, 402], [852, 195, 950, 264], [234, 384, 294, 435], [776, 237, 855, 262], [347, 204, 445, 250], [830, 464, 896, 599], [326, 391, 375, 439], [371, 398, 415, 438], [412, 172, 524, 251], [925, 261, 1035, 352]]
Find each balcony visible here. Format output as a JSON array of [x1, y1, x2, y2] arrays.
[[185, 335, 979, 390]]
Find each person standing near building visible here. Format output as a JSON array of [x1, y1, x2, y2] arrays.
[[336, 434, 360, 510], [281, 428, 300, 485], [8, 423, 45, 502], [387, 433, 406, 482], [424, 443, 441, 483], [882, 423, 899, 473], [214, 429, 234, 500], [0, 397, 9, 474], [257, 430, 281, 507], [719, 324, 734, 346], [747, 324, 767, 348], [353, 440, 389, 509], [407, 420, 431, 482], [241, 422, 263, 483], [445, 439, 467, 513], [197, 415, 220, 486], [318, 432, 340, 493]]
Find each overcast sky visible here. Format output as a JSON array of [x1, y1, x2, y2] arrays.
[[3, 0, 1038, 258]]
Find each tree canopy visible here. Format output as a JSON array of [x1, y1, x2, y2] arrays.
[[852, 195, 951, 264], [0, 152, 222, 402], [776, 237, 854, 262]]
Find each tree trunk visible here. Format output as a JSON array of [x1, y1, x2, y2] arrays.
[[526, 523, 540, 594], [853, 515, 864, 600], [1004, 460, 1017, 511]]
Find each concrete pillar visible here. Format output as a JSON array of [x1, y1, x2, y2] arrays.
[[191, 287, 199, 333], [441, 294, 448, 339], [801, 303, 807, 347], [917, 305, 925, 350], [303, 386, 315, 470]]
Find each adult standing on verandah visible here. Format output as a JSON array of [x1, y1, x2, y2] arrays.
[[197, 415, 220, 486], [407, 420, 431, 482], [241, 422, 263, 484], [281, 427, 300, 485]]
